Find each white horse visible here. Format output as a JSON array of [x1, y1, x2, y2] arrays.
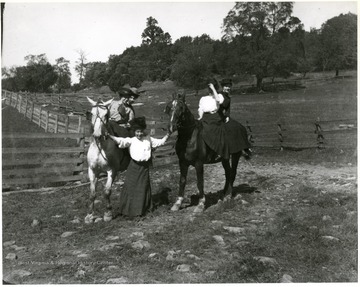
[[85, 97, 131, 223]]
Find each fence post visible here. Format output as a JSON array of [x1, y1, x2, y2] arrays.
[[54, 114, 59, 133], [65, 115, 69, 133], [38, 106, 42, 127], [277, 123, 284, 151], [24, 97, 28, 117], [315, 120, 324, 149], [78, 115, 82, 133], [14, 93, 19, 109], [45, 110, 49, 132], [78, 127, 87, 182], [18, 95, 22, 113], [30, 101, 34, 122]]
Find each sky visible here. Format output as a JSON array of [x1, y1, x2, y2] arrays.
[[1, 1, 358, 84]]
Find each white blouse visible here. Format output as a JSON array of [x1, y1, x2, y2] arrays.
[[198, 94, 224, 119], [114, 134, 169, 162]]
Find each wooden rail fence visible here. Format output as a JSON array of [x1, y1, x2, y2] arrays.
[[3, 90, 85, 134], [2, 132, 86, 188], [3, 89, 356, 170], [245, 118, 357, 150]]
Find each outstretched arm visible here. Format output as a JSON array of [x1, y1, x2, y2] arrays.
[[109, 135, 132, 148], [150, 132, 171, 148]]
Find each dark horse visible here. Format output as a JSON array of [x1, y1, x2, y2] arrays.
[[165, 92, 249, 212], [85, 97, 131, 223]]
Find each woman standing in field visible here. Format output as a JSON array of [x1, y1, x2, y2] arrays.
[[110, 117, 172, 217]]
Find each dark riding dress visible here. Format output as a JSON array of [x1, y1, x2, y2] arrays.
[[200, 92, 251, 159], [220, 92, 252, 153], [199, 95, 230, 159], [114, 134, 169, 217]]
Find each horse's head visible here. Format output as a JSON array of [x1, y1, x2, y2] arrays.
[[164, 92, 191, 133], [87, 97, 113, 137]]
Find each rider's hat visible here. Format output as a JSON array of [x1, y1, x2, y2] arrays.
[[130, 116, 147, 131], [117, 87, 141, 99], [220, 78, 233, 87]]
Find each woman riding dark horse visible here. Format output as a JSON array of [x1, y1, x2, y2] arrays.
[[199, 79, 251, 161], [165, 84, 251, 212]]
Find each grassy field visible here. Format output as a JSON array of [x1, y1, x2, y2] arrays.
[[2, 72, 358, 283]]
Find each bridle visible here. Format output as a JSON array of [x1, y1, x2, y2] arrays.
[[91, 103, 114, 163], [169, 99, 196, 131]]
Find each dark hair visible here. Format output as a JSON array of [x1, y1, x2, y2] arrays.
[[130, 116, 146, 130]]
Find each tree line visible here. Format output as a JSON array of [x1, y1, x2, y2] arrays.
[[2, 2, 357, 94]]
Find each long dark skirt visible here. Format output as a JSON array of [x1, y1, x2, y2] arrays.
[[224, 118, 252, 153], [119, 159, 152, 217], [201, 112, 229, 159]]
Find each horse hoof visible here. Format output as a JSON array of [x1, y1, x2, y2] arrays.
[[193, 203, 205, 213], [84, 214, 94, 224], [103, 211, 113, 222], [171, 204, 181, 211]]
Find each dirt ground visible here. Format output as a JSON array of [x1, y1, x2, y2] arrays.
[[2, 149, 357, 283]]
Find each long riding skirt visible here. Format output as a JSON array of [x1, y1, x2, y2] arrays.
[[201, 112, 230, 159], [224, 118, 252, 153], [119, 159, 152, 217]]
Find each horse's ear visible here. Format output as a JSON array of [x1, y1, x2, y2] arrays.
[[87, 97, 97, 106], [102, 98, 113, 107]]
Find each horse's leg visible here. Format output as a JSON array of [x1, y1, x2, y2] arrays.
[[85, 167, 98, 224], [171, 161, 189, 211], [103, 169, 115, 222], [221, 159, 232, 199], [230, 152, 241, 197], [194, 161, 205, 213]]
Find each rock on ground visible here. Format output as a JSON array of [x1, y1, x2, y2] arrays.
[[61, 231, 75, 238], [253, 256, 279, 268], [3, 269, 32, 282], [176, 264, 191, 272], [280, 274, 293, 283], [213, 235, 226, 246], [106, 277, 129, 284], [5, 253, 17, 260], [131, 240, 150, 250], [223, 226, 246, 234]]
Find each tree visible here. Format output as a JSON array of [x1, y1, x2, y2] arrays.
[[141, 17, 172, 46], [75, 49, 88, 84], [222, 2, 302, 90], [319, 13, 357, 76], [84, 61, 108, 88], [24, 54, 48, 66], [14, 54, 58, 92], [54, 57, 71, 92], [171, 34, 215, 91]]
